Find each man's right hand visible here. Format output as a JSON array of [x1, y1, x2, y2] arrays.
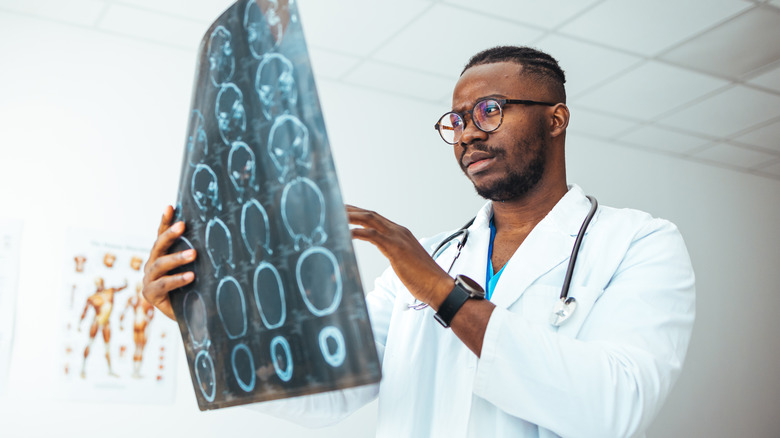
[[142, 205, 197, 320]]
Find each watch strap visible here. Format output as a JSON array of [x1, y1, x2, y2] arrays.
[[434, 283, 470, 328]]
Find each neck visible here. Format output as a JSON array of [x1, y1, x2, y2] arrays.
[[491, 179, 568, 234]]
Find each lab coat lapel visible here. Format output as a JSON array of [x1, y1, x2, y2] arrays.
[[490, 185, 594, 310]]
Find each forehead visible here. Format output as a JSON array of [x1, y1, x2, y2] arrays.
[[452, 62, 532, 110]]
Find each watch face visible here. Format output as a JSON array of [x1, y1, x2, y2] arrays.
[[456, 275, 485, 299]]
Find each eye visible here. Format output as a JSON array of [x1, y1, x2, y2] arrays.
[[480, 100, 501, 117], [449, 113, 463, 128]]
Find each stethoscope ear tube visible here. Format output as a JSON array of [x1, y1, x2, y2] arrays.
[[430, 217, 476, 259], [559, 195, 598, 302], [550, 195, 598, 327]]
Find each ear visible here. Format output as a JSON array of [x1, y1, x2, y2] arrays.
[[549, 103, 570, 138]]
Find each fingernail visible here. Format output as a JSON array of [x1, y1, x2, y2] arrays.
[[182, 249, 196, 259], [173, 222, 184, 232], [182, 272, 194, 281]]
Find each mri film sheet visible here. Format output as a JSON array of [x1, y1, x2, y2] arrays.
[[171, 0, 380, 410]]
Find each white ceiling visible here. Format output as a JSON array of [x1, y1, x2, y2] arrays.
[[1, 0, 779, 181]]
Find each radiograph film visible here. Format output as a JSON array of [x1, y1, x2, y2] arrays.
[[169, 0, 380, 410]]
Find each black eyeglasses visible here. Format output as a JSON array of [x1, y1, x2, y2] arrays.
[[434, 98, 557, 145]]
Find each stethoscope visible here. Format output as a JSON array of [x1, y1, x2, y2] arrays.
[[408, 196, 598, 327]]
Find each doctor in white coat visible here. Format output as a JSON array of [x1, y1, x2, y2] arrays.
[[143, 46, 695, 437]]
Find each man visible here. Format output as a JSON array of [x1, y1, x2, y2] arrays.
[[119, 283, 155, 378], [79, 277, 128, 378], [142, 46, 695, 437]]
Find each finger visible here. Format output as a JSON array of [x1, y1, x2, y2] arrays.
[[345, 204, 367, 213], [351, 227, 383, 243], [144, 249, 196, 283], [144, 271, 194, 300], [351, 229, 391, 257], [149, 220, 186, 261], [157, 205, 175, 236], [142, 272, 194, 320], [347, 209, 391, 230]]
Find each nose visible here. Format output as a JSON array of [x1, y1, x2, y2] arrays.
[[458, 116, 488, 146]]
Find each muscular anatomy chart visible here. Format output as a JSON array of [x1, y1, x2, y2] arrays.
[[56, 230, 178, 404], [171, 0, 380, 410]]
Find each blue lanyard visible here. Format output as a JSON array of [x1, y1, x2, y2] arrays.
[[485, 217, 506, 301]]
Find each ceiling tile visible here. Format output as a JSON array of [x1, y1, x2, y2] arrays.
[[660, 6, 780, 79], [111, 0, 235, 23], [0, 0, 105, 26], [342, 61, 455, 102], [372, 3, 544, 77], [658, 85, 780, 137], [756, 159, 780, 177], [690, 142, 779, 168], [559, 0, 751, 56], [617, 125, 711, 154], [98, 4, 210, 49], [567, 108, 638, 138], [574, 61, 729, 120], [308, 48, 362, 80], [297, 0, 432, 57], [535, 34, 642, 98], [733, 120, 780, 152], [747, 64, 780, 92], [441, 0, 602, 30]]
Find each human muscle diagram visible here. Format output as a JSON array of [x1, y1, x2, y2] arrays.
[[57, 231, 178, 404], [170, 0, 380, 410]]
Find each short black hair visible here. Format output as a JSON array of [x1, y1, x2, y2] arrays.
[[462, 46, 566, 103]]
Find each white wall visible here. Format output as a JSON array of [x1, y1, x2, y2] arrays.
[[1, 9, 779, 438]]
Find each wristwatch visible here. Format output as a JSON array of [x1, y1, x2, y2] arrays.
[[434, 274, 485, 328]]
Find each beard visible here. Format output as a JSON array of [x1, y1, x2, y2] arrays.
[[461, 125, 547, 202]]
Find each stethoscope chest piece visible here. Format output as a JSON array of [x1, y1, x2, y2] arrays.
[[549, 296, 577, 327]]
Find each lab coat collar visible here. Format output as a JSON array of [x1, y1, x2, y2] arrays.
[[459, 184, 596, 309]]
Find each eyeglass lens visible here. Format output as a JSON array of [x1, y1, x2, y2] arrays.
[[436, 99, 504, 144]]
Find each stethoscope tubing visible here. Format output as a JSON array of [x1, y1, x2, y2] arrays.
[[424, 196, 598, 309], [559, 195, 598, 301]]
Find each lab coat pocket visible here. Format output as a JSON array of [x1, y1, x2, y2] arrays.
[[521, 284, 604, 338]]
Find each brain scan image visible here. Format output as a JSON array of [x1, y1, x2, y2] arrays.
[[244, 0, 272, 58], [216, 276, 247, 339], [318, 326, 346, 368], [253, 262, 286, 329], [255, 0, 286, 48], [187, 110, 208, 165], [216, 83, 247, 145], [195, 351, 217, 402], [208, 26, 235, 86], [231, 343, 256, 392], [191, 164, 222, 222], [227, 141, 258, 203], [256, 53, 297, 120], [241, 199, 273, 263], [268, 115, 309, 183], [295, 247, 342, 317], [206, 217, 234, 278], [281, 177, 326, 250], [270, 335, 293, 383], [183, 291, 210, 349]]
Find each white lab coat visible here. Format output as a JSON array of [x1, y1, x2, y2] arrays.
[[250, 185, 696, 438]]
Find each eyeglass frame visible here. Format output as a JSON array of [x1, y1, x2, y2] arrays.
[[434, 98, 558, 145]]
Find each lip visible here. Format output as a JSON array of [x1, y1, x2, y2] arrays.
[[462, 151, 494, 168]]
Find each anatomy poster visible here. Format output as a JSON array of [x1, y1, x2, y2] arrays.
[[0, 219, 23, 396], [171, 0, 380, 410], [56, 229, 178, 404]]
